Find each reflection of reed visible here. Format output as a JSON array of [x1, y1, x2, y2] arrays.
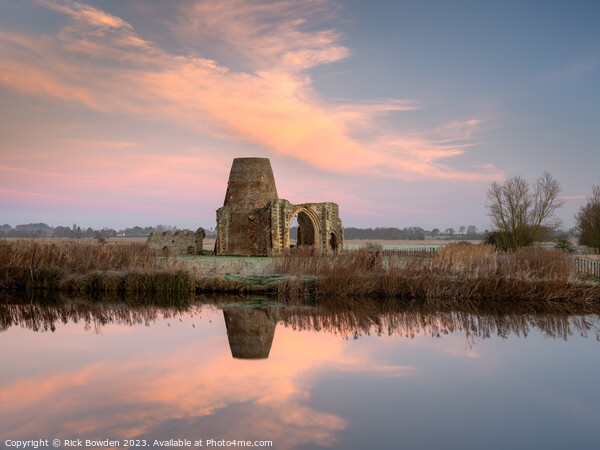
[[1, 294, 598, 343], [276, 303, 600, 343], [0, 292, 200, 333]]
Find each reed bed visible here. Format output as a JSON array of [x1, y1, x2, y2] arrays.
[[2, 239, 598, 307], [0, 239, 194, 295], [266, 243, 600, 307]]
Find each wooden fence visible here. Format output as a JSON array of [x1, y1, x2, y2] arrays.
[[575, 258, 600, 278], [347, 248, 438, 257], [346, 248, 599, 278]]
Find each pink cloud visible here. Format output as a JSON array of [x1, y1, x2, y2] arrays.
[[40, 0, 135, 31], [0, 0, 502, 186], [0, 143, 231, 221], [170, 0, 349, 71], [0, 313, 415, 446]]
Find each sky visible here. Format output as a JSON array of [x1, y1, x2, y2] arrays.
[[0, 0, 599, 231]]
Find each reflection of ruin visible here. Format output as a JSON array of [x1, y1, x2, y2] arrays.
[[215, 157, 344, 256], [222, 306, 278, 359], [1, 296, 599, 343]]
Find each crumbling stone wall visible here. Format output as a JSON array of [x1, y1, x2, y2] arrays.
[[215, 157, 278, 256], [266, 199, 344, 254], [147, 228, 205, 255], [247, 201, 273, 256], [216, 157, 344, 256]]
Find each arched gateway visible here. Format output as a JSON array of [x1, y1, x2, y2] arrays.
[[215, 158, 344, 256]]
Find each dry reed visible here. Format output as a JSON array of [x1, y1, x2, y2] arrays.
[[0, 239, 193, 295], [265, 243, 599, 306], [2, 239, 598, 307]]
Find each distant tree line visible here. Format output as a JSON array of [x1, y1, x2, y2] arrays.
[[293, 225, 578, 241], [0, 223, 217, 239], [343, 227, 432, 240], [2, 222, 579, 242]]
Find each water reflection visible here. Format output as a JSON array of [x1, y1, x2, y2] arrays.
[[223, 306, 277, 359], [1, 294, 599, 449], [0, 295, 192, 333], [1, 295, 598, 345], [280, 305, 600, 344]]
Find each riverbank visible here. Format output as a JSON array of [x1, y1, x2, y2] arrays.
[[1, 239, 599, 312]]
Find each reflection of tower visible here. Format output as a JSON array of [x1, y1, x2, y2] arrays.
[[223, 306, 277, 359], [216, 158, 278, 255]]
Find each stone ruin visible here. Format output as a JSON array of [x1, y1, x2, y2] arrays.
[[215, 157, 344, 256], [147, 228, 205, 256]]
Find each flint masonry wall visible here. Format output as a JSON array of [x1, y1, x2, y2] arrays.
[[147, 228, 205, 255], [216, 157, 344, 256], [268, 199, 344, 254], [216, 158, 278, 255]]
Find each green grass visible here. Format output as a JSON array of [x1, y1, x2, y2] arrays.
[[177, 255, 270, 274]]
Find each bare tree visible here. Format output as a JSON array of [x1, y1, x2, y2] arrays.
[[486, 172, 565, 251], [576, 185, 600, 254]]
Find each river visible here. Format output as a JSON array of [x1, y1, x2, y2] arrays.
[[1, 296, 599, 449]]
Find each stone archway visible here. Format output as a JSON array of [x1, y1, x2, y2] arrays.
[[287, 207, 320, 250]]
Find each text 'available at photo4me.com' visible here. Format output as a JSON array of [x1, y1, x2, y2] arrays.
[[3, 439, 274, 449]]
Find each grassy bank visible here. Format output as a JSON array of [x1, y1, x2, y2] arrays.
[[1, 240, 599, 310]]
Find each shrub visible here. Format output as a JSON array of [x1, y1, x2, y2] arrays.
[[554, 238, 575, 254]]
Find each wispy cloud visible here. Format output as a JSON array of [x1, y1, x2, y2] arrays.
[[0, 0, 501, 185], [558, 195, 587, 200]]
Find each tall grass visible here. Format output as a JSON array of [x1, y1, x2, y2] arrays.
[[433, 243, 574, 280], [266, 243, 598, 305], [3, 239, 597, 305], [0, 239, 194, 295]]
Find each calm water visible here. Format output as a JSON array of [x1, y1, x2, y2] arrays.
[[1, 298, 599, 450]]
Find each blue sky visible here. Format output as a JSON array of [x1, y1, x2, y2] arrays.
[[0, 0, 598, 230]]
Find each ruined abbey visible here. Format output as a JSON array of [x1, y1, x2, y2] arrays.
[[215, 157, 344, 256], [146, 157, 343, 256], [147, 228, 205, 255]]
